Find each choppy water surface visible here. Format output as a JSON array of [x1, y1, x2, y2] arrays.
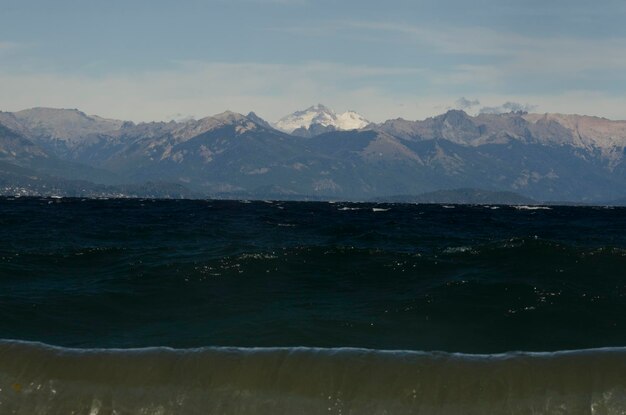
[[1, 198, 625, 413]]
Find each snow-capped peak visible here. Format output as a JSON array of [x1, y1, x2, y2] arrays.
[[275, 104, 369, 133], [336, 111, 370, 131]]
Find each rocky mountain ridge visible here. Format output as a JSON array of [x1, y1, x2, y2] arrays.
[[378, 110, 626, 154], [0, 106, 625, 202]]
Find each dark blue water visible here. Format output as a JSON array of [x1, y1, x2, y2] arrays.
[[1, 197, 625, 353], [2, 198, 626, 413]]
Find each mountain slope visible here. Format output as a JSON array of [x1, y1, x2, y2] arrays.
[[0, 123, 49, 162], [0, 121, 122, 185], [11, 107, 124, 143], [82, 112, 308, 194], [379, 110, 626, 154], [0, 108, 126, 160], [0, 160, 195, 198], [0, 107, 625, 202]]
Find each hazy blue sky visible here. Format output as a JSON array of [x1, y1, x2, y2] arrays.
[[1, 0, 626, 122]]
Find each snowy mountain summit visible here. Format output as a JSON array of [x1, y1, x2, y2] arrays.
[[275, 104, 369, 135]]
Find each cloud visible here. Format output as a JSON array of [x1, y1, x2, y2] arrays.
[[479, 101, 538, 114], [0, 61, 425, 123], [344, 20, 626, 70], [262, 0, 307, 4], [453, 97, 480, 110], [2, 60, 626, 123], [342, 21, 517, 56], [280, 19, 626, 93], [219, 0, 307, 4], [0, 41, 20, 53]]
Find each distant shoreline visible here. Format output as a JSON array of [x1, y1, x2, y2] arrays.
[[1, 194, 624, 208]]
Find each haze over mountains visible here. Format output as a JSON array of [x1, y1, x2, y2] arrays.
[[0, 105, 625, 203]]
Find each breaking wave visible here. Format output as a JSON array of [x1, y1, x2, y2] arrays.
[[1, 340, 625, 415]]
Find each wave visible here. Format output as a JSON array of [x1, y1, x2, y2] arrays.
[[1, 340, 625, 414], [514, 205, 552, 210]]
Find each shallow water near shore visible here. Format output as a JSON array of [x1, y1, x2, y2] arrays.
[[1, 341, 626, 415], [1, 198, 625, 413]]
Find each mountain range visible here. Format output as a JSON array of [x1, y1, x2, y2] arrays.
[[0, 105, 625, 203]]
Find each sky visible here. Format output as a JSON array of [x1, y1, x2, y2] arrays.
[[1, 0, 626, 122]]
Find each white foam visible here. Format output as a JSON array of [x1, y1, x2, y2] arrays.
[[514, 206, 552, 210]]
